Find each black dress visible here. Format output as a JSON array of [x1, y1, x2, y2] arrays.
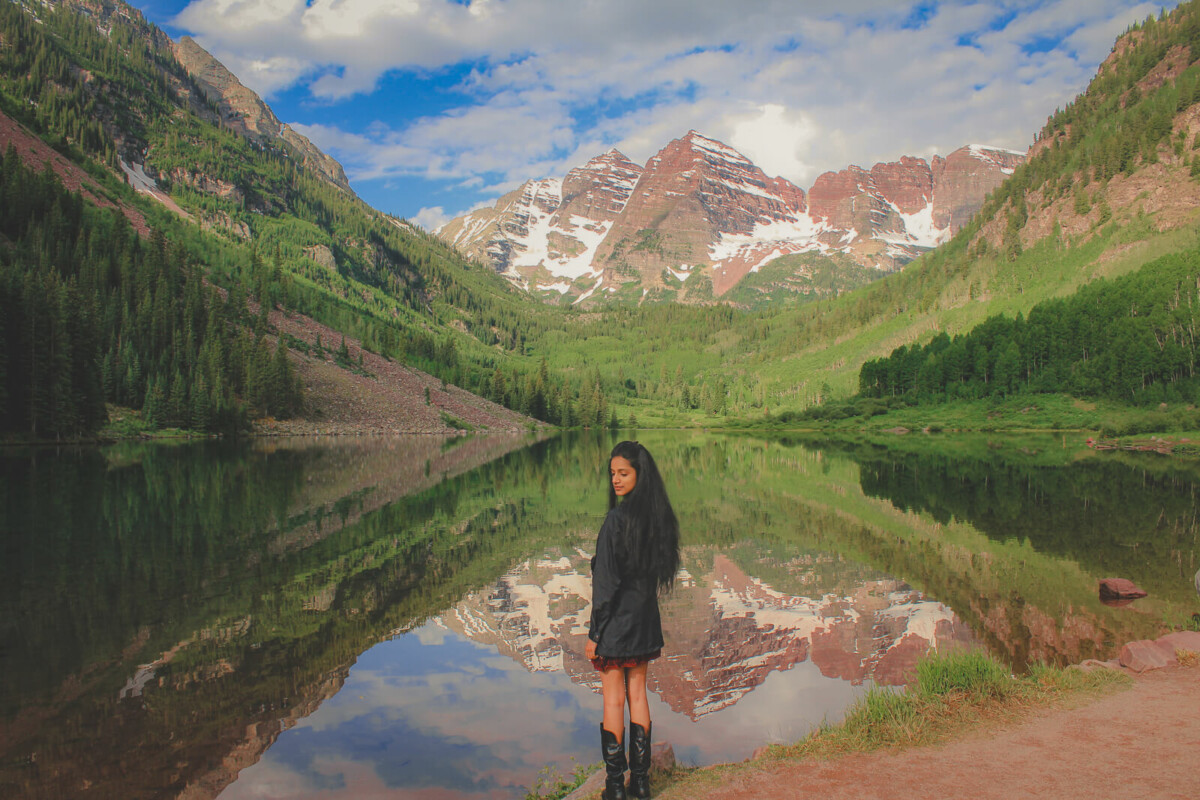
[[588, 505, 664, 659]]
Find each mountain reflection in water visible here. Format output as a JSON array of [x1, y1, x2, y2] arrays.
[[3, 432, 1193, 800], [440, 551, 975, 721], [222, 538, 974, 799]]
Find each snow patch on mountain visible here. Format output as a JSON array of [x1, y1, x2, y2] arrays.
[[686, 130, 753, 166], [547, 216, 613, 279], [443, 213, 491, 245], [878, 202, 950, 250], [120, 159, 191, 219], [708, 214, 832, 274], [573, 276, 602, 305], [966, 143, 1024, 175]]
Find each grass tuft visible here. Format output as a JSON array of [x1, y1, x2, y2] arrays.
[[916, 648, 1014, 699], [523, 759, 596, 800]]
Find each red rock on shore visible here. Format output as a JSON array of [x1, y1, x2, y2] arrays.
[[1098, 578, 1148, 601], [1118, 630, 1200, 673]]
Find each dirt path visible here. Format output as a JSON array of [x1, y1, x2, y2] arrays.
[[660, 666, 1199, 800]]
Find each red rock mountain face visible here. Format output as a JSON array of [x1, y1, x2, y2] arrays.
[[933, 145, 1026, 230], [554, 149, 643, 225], [438, 132, 1023, 303], [592, 132, 808, 278]]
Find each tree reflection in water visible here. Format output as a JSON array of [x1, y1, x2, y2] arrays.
[[1, 433, 1191, 799]]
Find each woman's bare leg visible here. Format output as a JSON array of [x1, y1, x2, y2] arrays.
[[600, 665, 628, 738], [626, 663, 650, 729]]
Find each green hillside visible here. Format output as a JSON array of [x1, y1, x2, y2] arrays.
[[514, 2, 1200, 427], [0, 0, 601, 437]]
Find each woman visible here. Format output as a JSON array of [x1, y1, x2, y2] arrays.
[[586, 441, 680, 800]]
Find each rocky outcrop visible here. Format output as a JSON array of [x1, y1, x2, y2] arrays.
[[303, 244, 338, 272], [199, 211, 251, 239], [171, 36, 353, 194], [1083, 630, 1200, 673], [932, 145, 1024, 230], [169, 166, 244, 204], [439, 133, 1024, 303]]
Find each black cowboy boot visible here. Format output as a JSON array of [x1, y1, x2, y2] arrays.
[[600, 724, 628, 800], [627, 721, 651, 798]]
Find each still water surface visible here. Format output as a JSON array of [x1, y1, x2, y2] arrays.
[[2, 432, 1197, 799]]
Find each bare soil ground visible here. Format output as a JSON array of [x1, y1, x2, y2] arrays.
[[659, 665, 1199, 800], [257, 306, 542, 435], [0, 109, 150, 236]]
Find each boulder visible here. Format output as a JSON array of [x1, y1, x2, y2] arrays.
[[562, 768, 605, 800], [1098, 578, 1148, 601], [1157, 630, 1200, 654], [651, 741, 676, 774], [1118, 639, 1177, 673]]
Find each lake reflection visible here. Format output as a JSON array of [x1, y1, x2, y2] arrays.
[[2, 432, 1195, 800]]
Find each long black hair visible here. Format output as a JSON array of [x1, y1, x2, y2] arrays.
[[608, 440, 681, 593]]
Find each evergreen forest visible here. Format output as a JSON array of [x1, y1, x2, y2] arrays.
[[0, 148, 301, 437], [852, 248, 1200, 408]]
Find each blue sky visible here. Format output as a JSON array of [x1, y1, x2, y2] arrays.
[[134, 1, 1179, 229]]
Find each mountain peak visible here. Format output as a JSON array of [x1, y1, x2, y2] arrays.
[[172, 36, 353, 193], [439, 133, 1024, 304], [579, 148, 640, 173], [678, 130, 752, 164]]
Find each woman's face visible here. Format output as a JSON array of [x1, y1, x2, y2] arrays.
[[610, 455, 638, 497]]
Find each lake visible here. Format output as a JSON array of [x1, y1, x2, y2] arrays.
[[2, 431, 1196, 799]]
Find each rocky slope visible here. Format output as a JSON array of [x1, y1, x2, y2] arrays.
[[40, 0, 350, 194], [258, 303, 538, 435], [440, 132, 1023, 303], [439, 150, 643, 293], [171, 36, 353, 194], [7, 0, 554, 435]]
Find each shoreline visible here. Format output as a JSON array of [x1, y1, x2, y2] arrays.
[[559, 630, 1200, 800]]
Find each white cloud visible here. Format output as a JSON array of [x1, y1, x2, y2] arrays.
[[730, 104, 820, 182], [411, 205, 451, 231], [171, 0, 1184, 213]]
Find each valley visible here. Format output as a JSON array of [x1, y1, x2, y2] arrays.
[[5, 1, 1200, 439], [4, 4, 1200, 798]]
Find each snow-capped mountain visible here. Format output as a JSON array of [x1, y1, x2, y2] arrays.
[[437, 132, 1023, 304], [434, 550, 978, 720], [438, 150, 643, 295]]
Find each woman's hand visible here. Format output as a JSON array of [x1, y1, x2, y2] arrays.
[[585, 639, 597, 660]]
